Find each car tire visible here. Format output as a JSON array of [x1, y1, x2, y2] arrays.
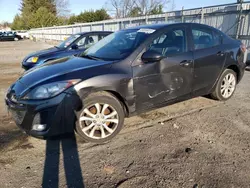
[[14, 37, 19, 41], [75, 91, 125, 143], [210, 69, 237, 101]]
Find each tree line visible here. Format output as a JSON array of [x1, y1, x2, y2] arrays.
[[11, 0, 174, 30]]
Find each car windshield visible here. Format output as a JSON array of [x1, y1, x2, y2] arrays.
[[82, 28, 155, 61], [56, 34, 81, 49]]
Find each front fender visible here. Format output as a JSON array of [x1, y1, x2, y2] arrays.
[[74, 74, 131, 98], [73, 74, 135, 114]]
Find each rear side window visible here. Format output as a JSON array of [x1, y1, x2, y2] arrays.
[[192, 28, 221, 50], [213, 31, 222, 46], [148, 28, 187, 56]]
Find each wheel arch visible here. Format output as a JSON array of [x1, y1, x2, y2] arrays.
[[77, 88, 130, 117], [226, 64, 240, 83], [210, 64, 240, 94], [74, 74, 134, 117], [104, 90, 129, 117]]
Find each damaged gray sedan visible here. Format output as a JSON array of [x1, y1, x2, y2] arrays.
[[6, 23, 246, 143]]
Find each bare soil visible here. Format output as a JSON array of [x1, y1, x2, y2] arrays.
[[0, 40, 250, 188]]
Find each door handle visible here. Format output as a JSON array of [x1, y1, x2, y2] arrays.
[[180, 60, 193, 67], [217, 51, 225, 56]]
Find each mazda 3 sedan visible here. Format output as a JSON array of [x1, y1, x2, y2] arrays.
[[22, 31, 112, 70], [5, 23, 246, 143]]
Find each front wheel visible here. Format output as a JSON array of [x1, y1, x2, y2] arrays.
[[14, 37, 19, 41], [75, 92, 125, 143], [211, 69, 237, 101]]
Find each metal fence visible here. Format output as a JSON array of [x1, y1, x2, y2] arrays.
[[29, 2, 250, 46]]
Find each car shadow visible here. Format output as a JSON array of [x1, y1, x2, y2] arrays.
[[42, 133, 85, 188]]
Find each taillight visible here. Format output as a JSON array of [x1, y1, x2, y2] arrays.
[[241, 43, 247, 53]]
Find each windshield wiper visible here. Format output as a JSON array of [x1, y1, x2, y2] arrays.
[[81, 55, 103, 61], [54, 46, 60, 49]]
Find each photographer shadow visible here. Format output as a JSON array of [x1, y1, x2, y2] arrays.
[[40, 83, 87, 187], [42, 133, 85, 188]]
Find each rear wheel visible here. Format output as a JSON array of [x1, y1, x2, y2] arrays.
[[211, 69, 237, 101], [14, 37, 19, 41], [75, 92, 125, 143]]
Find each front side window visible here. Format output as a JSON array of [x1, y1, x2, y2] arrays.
[[57, 34, 81, 49], [82, 28, 155, 61], [192, 28, 221, 50], [148, 28, 187, 56], [76, 37, 86, 47], [85, 35, 99, 48], [99, 34, 108, 40]]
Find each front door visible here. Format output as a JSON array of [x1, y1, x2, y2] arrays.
[[133, 26, 194, 110]]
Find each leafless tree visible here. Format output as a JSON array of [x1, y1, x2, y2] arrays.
[[56, 0, 70, 17], [106, 0, 170, 18], [105, 0, 136, 18], [134, 0, 156, 15], [171, 0, 176, 11]]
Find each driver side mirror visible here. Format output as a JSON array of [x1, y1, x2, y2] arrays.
[[71, 44, 79, 50], [141, 50, 163, 63]]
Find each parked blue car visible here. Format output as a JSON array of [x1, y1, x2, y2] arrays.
[[22, 31, 112, 70]]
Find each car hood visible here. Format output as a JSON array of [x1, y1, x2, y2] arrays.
[[24, 47, 62, 60], [13, 56, 113, 97]]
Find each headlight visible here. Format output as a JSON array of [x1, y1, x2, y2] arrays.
[[26, 57, 39, 63], [23, 79, 80, 100]]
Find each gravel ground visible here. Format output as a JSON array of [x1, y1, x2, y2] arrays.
[[0, 40, 250, 188]]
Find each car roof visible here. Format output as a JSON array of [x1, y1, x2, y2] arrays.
[[126, 23, 218, 31], [76, 31, 113, 35], [128, 23, 170, 30], [75, 23, 221, 35]]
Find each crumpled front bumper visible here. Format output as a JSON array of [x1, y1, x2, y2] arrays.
[[5, 91, 80, 138]]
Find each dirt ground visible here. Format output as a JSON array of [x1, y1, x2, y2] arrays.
[[0, 40, 250, 188]]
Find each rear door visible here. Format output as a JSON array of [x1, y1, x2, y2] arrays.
[[191, 25, 226, 96]]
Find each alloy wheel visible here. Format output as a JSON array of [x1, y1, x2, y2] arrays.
[[221, 73, 236, 99], [79, 103, 119, 139]]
